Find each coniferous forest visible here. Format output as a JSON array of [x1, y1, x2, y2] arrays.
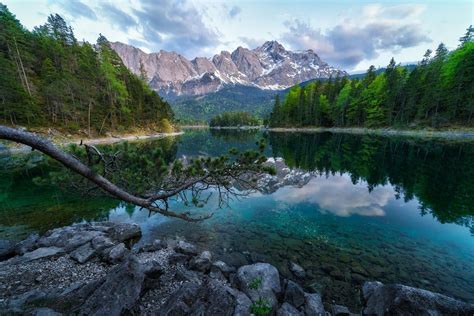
[[0, 5, 173, 134], [270, 27, 474, 129]]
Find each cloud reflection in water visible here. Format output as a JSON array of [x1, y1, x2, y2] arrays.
[[273, 173, 394, 217]]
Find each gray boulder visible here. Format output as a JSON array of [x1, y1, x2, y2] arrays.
[[331, 304, 354, 315], [78, 256, 146, 315], [22, 247, 64, 261], [0, 239, 16, 260], [288, 261, 306, 279], [15, 233, 39, 255], [284, 280, 305, 308], [135, 239, 165, 253], [277, 302, 302, 316], [107, 243, 128, 263], [304, 293, 325, 315], [70, 242, 96, 264], [37, 226, 103, 252], [108, 223, 141, 242], [175, 240, 198, 256], [236, 263, 281, 311], [159, 278, 251, 316], [90, 235, 115, 251], [189, 250, 213, 272], [212, 260, 236, 277], [363, 281, 474, 315]]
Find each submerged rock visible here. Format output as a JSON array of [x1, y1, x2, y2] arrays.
[[0, 239, 16, 260], [304, 292, 325, 315], [363, 281, 474, 315], [288, 261, 306, 279], [284, 280, 306, 308]]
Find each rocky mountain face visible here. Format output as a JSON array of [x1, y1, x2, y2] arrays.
[[111, 41, 347, 97]]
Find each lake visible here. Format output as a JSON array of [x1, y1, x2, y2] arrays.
[[1, 129, 473, 309]]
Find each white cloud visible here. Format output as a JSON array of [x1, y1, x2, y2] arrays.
[[273, 174, 393, 217]]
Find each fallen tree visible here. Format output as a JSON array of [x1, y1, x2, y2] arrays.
[[0, 125, 274, 221]]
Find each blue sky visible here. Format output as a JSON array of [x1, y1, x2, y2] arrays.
[[3, 0, 473, 72]]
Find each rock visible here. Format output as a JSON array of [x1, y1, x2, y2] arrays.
[[79, 256, 145, 315], [22, 247, 64, 261], [15, 233, 39, 255], [331, 304, 353, 315], [189, 250, 212, 272], [175, 266, 203, 285], [70, 242, 95, 264], [211, 260, 236, 277], [277, 302, 302, 316], [284, 280, 305, 308], [233, 290, 252, 316], [38, 228, 102, 252], [209, 268, 227, 282], [175, 240, 198, 256], [135, 239, 165, 253], [31, 307, 63, 315], [0, 239, 16, 260], [108, 223, 141, 242], [362, 281, 474, 315], [159, 278, 250, 315], [168, 252, 190, 265], [107, 243, 128, 263], [90, 235, 115, 251], [288, 261, 306, 279], [236, 263, 281, 311], [304, 293, 325, 315]]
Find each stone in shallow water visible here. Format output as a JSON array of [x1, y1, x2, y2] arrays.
[[363, 281, 474, 315], [0, 239, 16, 260], [189, 251, 212, 272], [175, 240, 198, 256], [304, 293, 325, 315], [288, 261, 306, 279]]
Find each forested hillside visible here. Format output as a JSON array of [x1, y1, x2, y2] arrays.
[[270, 27, 474, 128], [209, 112, 260, 127], [0, 4, 173, 135]]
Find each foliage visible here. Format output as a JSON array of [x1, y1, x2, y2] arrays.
[[270, 26, 474, 128], [170, 85, 281, 124], [269, 132, 474, 234], [248, 277, 263, 290], [0, 4, 173, 133], [209, 111, 260, 127], [249, 297, 272, 316]]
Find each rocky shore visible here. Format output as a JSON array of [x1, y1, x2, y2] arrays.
[[1, 222, 473, 315]]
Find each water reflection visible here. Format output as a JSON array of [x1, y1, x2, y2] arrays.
[[274, 174, 391, 217]]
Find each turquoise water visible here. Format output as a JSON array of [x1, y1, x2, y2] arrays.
[[1, 129, 473, 308]]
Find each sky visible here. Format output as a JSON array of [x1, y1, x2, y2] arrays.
[[3, 0, 473, 73]]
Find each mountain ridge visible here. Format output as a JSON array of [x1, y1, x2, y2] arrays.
[[111, 41, 347, 97]]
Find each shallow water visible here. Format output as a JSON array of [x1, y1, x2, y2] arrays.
[[1, 129, 473, 309]]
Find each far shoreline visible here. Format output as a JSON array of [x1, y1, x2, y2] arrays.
[[180, 125, 474, 140]]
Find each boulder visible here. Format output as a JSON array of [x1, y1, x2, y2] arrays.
[[135, 239, 165, 253], [211, 260, 236, 277], [107, 243, 128, 263], [159, 278, 250, 315], [236, 263, 281, 311], [284, 280, 305, 308], [90, 235, 115, 251], [304, 293, 325, 315], [363, 281, 474, 315], [70, 242, 96, 264], [0, 239, 16, 260], [288, 261, 306, 279], [31, 307, 63, 316], [277, 302, 302, 316], [37, 227, 103, 252], [331, 304, 353, 315], [175, 240, 198, 256], [15, 233, 39, 255], [189, 250, 212, 272], [108, 223, 141, 242], [78, 256, 146, 315], [22, 247, 64, 261], [168, 252, 190, 265]]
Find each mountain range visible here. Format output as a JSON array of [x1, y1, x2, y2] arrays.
[[111, 41, 347, 98]]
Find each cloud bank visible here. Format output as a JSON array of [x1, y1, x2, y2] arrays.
[[281, 4, 431, 69]]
